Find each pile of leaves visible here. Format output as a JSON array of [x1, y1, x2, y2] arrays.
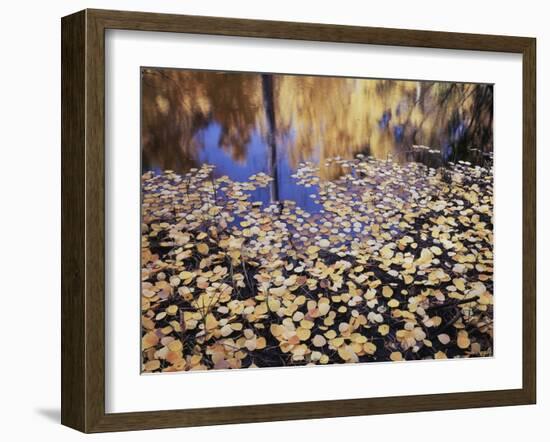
[[141, 155, 493, 373]]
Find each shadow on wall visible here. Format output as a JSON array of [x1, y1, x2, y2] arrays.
[[35, 408, 60, 423]]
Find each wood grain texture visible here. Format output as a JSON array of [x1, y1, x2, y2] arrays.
[[60, 8, 537, 433], [61, 10, 86, 431], [522, 38, 536, 403]]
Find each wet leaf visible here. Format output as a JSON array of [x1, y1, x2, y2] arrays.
[[143, 360, 161, 371], [141, 148, 494, 372], [312, 335, 327, 347], [390, 351, 403, 361], [437, 334, 451, 345], [197, 243, 209, 255], [296, 328, 311, 341], [142, 331, 159, 349], [457, 330, 471, 349]]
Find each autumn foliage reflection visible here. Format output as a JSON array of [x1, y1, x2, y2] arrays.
[[142, 68, 492, 179]]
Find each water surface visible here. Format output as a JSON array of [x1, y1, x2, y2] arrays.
[[141, 69, 493, 212]]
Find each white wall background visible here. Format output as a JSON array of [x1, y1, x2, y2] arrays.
[[0, 0, 546, 440]]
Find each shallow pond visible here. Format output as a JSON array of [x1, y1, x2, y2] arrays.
[[141, 70, 493, 213]]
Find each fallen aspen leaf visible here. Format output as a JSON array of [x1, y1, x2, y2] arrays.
[[197, 243, 209, 255], [437, 333, 451, 345], [382, 286, 393, 298], [390, 351, 403, 361], [457, 330, 471, 349]]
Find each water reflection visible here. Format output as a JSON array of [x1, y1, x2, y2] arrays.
[[141, 68, 492, 212]]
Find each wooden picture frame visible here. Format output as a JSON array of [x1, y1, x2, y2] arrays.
[[61, 8, 536, 433]]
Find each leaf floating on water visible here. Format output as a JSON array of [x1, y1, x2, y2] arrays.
[[338, 345, 354, 362], [380, 245, 394, 260], [363, 342, 376, 355], [312, 335, 327, 347], [437, 334, 451, 345], [179, 271, 194, 280], [390, 351, 403, 361], [457, 330, 471, 349], [318, 301, 331, 316], [143, 360, 161, 371], [197, 243, 209, 255], [267, 298, 281, 312], [167, 339, 183, 352], [416, 248, 434, 266], [307, 245, 320, 255], [296, 327, 311, 341], [166, 305, 178, 315], [318, 239, 330, 248], [479, 293, 492, 305], [220, 324, 233, 337], [142, 331, 159, 350]]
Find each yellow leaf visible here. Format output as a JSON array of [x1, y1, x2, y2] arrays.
[[220, 324, 233, 337], [296, 328, 311, 341], [338, 345, 354, 361], [453, 278, 466, 291], [350, 333, 367, 344], [197, 243, 209, 255], [291, 344, 307, 356], [382, 286, 393, 298], [270, 324, 284, 338], [478, 293, 492, 305], [416, 248, 434, 266], [143, 360, 161, 371], [437, 333, 450, 345], [256, 337, 267, 349], [390, 351, 403, 361], [318, 302, 331, 316], [318, 239, 330, 248], [457, 330, 470, 349], [307, 245, 320, 255], [430, 246, 443, 255], [267, 298, 281, 312], [167, 339, 183, 352], [205, 314, 218, 330], [380, 245, 394, 259], [179, 271, 194, 280], [363, 342, 376, 355], [142, 331, 159, 349], [312, 335, 327, 347], [166, 305, 178, 315], [378, 324, 390, 336]]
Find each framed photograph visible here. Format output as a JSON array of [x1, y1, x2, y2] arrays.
[[61, 9, 536, 433]]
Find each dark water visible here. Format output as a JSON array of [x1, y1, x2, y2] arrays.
[[195, 122, 321, 212], [141, 69, 493, 213]]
